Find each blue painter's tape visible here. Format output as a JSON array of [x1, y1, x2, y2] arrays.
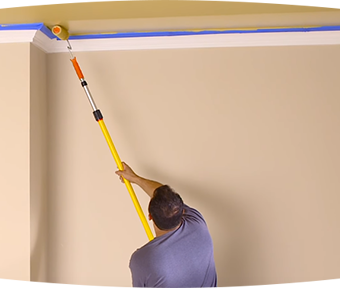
[[2, 22, 340, 41], [67, 25, 340, 40], [0, 22, 57, 39], [244, 26, 340, 33], [39, 25, 57, 39], [0, 23, 44, 30]]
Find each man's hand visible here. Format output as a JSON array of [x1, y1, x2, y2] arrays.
[[115, 162, 163, 197], [115, 162, 139, 184]]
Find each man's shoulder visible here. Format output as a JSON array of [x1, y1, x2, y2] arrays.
[[132, 242, 152, 256], [183, 204, 206, 224], [131, 239, 159, 260], [130, 239, 165, 271]]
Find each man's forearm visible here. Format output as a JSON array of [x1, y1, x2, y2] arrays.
[[134, 176, 163, 198]]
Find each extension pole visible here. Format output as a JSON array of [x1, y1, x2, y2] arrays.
[[71, 57, 154, 241], [52, 26, 154, 241]]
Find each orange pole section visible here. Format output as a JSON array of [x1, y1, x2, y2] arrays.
[[70, 57, 84, 80]]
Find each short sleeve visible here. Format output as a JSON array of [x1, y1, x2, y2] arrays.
[[129, 251, 145, 287]]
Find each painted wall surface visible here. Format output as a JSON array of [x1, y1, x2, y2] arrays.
[[0, 43, 30, 281], [47, 46, 340, 286], [30, 44, 48, 282]]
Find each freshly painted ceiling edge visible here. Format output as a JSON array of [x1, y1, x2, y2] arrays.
[[1, 23, 340, 52], [66, 25, 340, 40]]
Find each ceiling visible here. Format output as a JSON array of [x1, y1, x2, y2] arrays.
[[0, 1, 339, 36]]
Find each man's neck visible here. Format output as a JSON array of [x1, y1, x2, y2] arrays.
[[154, 223, 181, 238]]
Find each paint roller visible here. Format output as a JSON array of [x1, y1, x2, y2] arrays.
[[51, 25, 154, 241], [52, 25, 69, 40]]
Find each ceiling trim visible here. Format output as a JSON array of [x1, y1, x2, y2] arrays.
[[1, 23, 340, 52]]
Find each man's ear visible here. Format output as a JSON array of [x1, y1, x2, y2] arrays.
[[148, 213, 152, 221]]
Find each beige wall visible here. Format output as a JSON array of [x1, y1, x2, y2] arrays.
[[46, 46, 340, 286], [1, 40, 340, 287], [0, 43, 30, 281], [30, 44, 48, 282], [0, 43, 48, 282]]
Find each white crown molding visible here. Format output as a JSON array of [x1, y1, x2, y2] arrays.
[[0, 30, 37, 43], [42, 31, 340, 53], [31, 29, 54, 53], [1, 29, 340, 53]]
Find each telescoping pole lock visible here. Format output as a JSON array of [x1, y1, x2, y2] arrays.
[[52, 25, 154, 241]]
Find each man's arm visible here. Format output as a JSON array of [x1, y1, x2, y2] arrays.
[[115, 162, 163, 197]]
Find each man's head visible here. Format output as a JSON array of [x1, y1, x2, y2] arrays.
[[148, 185, 184, 231]]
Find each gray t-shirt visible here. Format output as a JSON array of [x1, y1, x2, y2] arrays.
[[129, 204, 217, 287]]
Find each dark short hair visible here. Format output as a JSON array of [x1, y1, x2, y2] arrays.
[[148, 185, 184, 231]]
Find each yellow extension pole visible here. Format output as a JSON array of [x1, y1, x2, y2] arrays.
[[68, 53, 154, 241], [98, 119, 154, 241], [51, 24, 154, 240]]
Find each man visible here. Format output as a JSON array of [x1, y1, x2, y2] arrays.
[[115, 162, 217, 287]]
